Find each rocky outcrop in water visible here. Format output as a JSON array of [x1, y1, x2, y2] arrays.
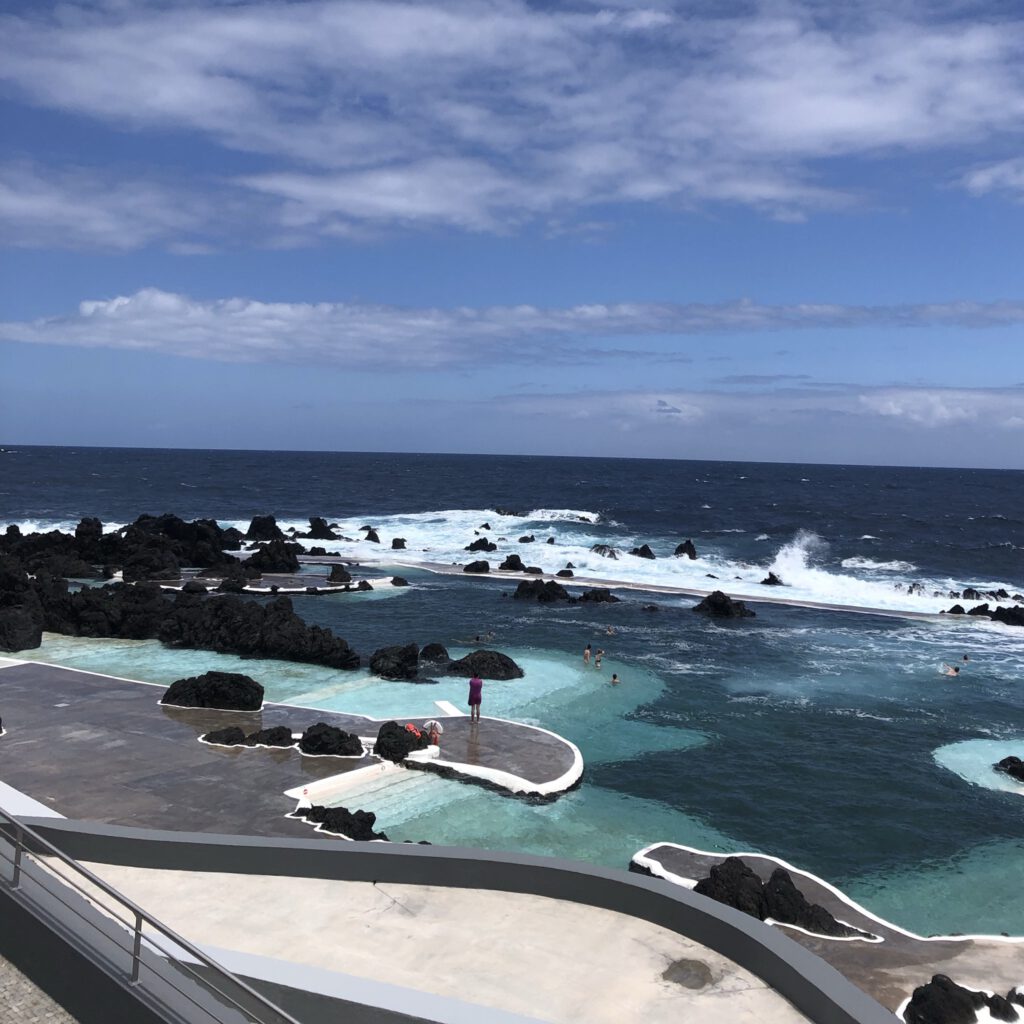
[[499, 553, 526, 571], [161, 671, 264, 711], [514, 579, 570, 602], [328, 564, 352, 584], [364, 528, 381, 543], [299, 722, 363, 756], [760, 572, 785, 586], [630, 544, 656, 560], [944, 603, 1024, 628], [245, 539, 301, 574], [518, 535, 535, 543], [202, 724, 294, 747], [465, 537, 497, 553], [391, 537, 406, 549], [448, 649, 524, 679], [369, 643, 420, 680], [904, 975, 1023, 1024], [674, 539, 698, 559], [245, 515, 285, 541], [590, 544, 619, 559], [578, 587, 620, 603], [391, 576, 409, 587], [995, 756, 1024, 783], [420, 642, 450, 668], [463, 560, 490, 573], [693, 591, 755, 618], [556, 569, 574, 578], [303, 517, 337, 540], [694, 857, 872, 939]]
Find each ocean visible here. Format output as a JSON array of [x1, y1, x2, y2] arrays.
[[2, 445, 1023, 935]]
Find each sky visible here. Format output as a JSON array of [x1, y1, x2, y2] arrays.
[[1, 0, 1023, 468]]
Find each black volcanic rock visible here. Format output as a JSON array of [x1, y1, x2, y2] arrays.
[[463, 560, 490, 573], [74, 517, 104, 560], [945, 605, 966, 615], [245, 725, 294, 747], [313, 805, 387, 841], [674, 539, 698, 559], [524, 565, 543, 574], [904, 975, 989, 1024], [391, 576, 409, 587], [123, 540, 181, 583], [304, 517, 337, 540], [370, 643, 420, 680], [245, 516, 284, 541], [694, 857, 768, 919], [514, 579, 570, 602], [181, 580, 208, 594], [546, 536, 555, 544], [300, 722, 363, 756], [158, 594, 361, 669], [420, 642, 450, 667], [0, 604, 42, 652], [499, 553, 526, 571], [328, 565, 352, 584], [465, 537, 497, 553], [161, 671, 264, 711], [962, 588, 982, 601], [448, 649, 523, 679], [374, 720, 428, 763], [992, 606, 1024, 628], [590, 544, 619, 559], [518, 535, 535, 543], [995, 756, 1024, 783], [556, 569, 574, 578], [579, 588, 619, 603], [245, 539, 301, 574], [391, 537, 406, 549], [763, 868, 869, 938], [364, 528, 381, 543], [202, 726, 247, 745], [693, 591, 755, 618], [631, 543, 656, 560], [760, 572, 785, 586]]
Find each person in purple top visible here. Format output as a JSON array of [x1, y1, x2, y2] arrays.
[[468, 675, 483, 722]]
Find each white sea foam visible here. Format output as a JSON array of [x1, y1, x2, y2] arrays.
[[840, 556, 917, 572], [934, 738, 1024, 798]]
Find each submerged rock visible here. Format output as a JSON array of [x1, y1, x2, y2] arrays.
[[161, 671, 264, 711], [578, 588, 619, 603], [693, 591, 755, 618], [590, 543, 619, 559]]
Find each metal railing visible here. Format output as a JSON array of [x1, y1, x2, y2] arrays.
[[0, 807, 304, 1024]]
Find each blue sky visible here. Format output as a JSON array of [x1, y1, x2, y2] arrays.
[[1, 0, 1023, 467]]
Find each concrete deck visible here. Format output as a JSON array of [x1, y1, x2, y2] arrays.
[[633, 843, 1024, 1014], [74, 862, 810, 1024], [0, 954, 79, 1024], [0, 661, 581, 838]]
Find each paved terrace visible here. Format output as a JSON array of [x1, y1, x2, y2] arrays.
[[69, 861, 811, 1024], [0, 661, 580, 838], [634, 843, 1024, 1014]]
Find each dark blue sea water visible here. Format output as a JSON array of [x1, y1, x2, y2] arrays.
[[2, 446, 1023, 934]]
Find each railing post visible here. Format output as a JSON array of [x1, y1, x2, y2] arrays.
[[130, 911, 143, 984], [11, 825, 23, 889]]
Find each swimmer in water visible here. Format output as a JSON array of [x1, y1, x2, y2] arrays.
[[942, 664, 960, 677], [606, 625, 615, 636], [610, 673, 620, 685]]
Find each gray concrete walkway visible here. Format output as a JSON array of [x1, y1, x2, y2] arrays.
[[77, 862, 810, 1024], [0, 661, 580, 839]]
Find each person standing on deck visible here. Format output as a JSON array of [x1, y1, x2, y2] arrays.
[[468, 674, 483, 722]]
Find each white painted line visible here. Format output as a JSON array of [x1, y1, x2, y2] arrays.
[[0, 657, 27, 669], [434, 700, 464, 716]]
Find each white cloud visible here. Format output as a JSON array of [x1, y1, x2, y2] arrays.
[[962, 156, 1024, 198], [3, 1, 1024, 244], [859, 387, 1024, 427], [4, 287, 1024, 369]]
